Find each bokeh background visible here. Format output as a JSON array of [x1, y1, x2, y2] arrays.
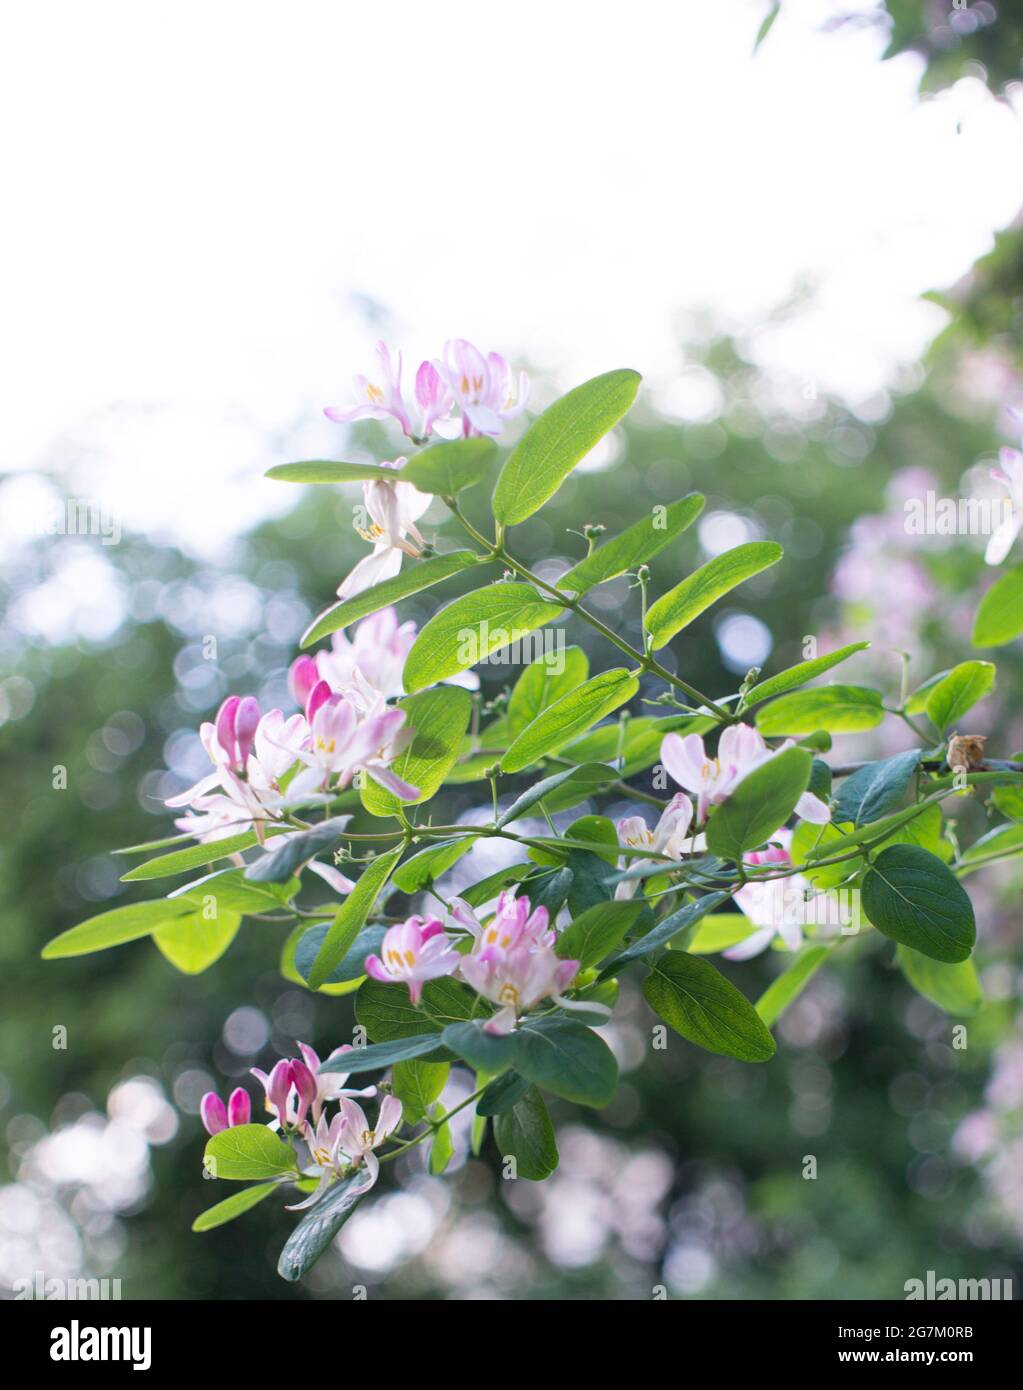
[[2, 0, 1023, 1300]]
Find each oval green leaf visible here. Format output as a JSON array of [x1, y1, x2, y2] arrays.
[[754, 685, 884, 736], [705, 746, 811, 860], [861, 845, 976, 963], [493, 369, 641, 526], [924, 660, 996, 733], [403, 582, 563, 693], [742, 642, 870, 707], [493, 1087, 559, 1180], [644, 541, 783, 650], [501, 669, 639, 773], [203, 1124, 297, 1182], [972, 565, 1023, 647], [399, 437, 498, 495], [642, 953, 776, 1062]]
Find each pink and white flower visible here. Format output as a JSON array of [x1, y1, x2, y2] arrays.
[[324, 341, 413, 437], [285, 691, 419, 801], [200, 1087, 251, 1136], [337, 459, 431, 600], [985, 446, 1023, 565], [451, 891, 592, 1036], [615, 792, 700, 900], [364, 915, 461, 1004], [296, 1041, 376, 1123], [335, 1094, 404, 1193], [434, 339, 529, 438], [661, 723, 831, 828]]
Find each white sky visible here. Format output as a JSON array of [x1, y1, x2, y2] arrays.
[[2, 0, 1022, 555]]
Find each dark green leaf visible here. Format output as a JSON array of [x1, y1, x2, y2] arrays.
[[598, 891, 730, 977], [496, 762, 616, 828], [477, 1070, 532, 1118], [493, 1087, 559, 1180], [555, 900, 645, 970], [861, 845, 976, 963], [325, 1033, 448, 1074], [642, 953, 776, 1062], [277, 1175, 365, 1281], [515, 1017, 618, 1107], [293, 921, 386, 987], [442, 1020, 519, 1073], [355, 976, 484, 1042], [244, 816, 352, 883], [832, 750, 922, 826]]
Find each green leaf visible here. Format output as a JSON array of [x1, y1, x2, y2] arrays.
[[897, 946, 983, 1017], [403, 582, 563, 693], [644, 541, 783, 650], [742, 642, 870, 707], [442, 1020, 520, 1074], [120, 827, 290, 881], [493, 1087, 559, 1180], [244, 816, 352, 883], [861, 845, 976, 963], [391, 1059, 449, 1125], [459, 862, 534, 907], [598, 891, 730, 976], [492, 369, 641, 526], [960, 822, 1023, 869], [399, 437, 498, 495], [753, 1, 781, 52], [501, 670, 639, 773], [477, 1070, 532, 1117], [327, 1034, 448, 1074], [175, 866, 299, 914], [41, 898, 195, 959], [755, 945, 832, 1027], [754, 685, 884, 736], [924, 660, 996, 732], [642, 954, 776, 1062], [555, 900, 645, 970], [293, 921, 386, 988], [992, 785, 1023, 821], [515, 1018, 618, 1107], [972, 565, 1023, 647], [496, 762, 616, 828], [361, 687, 473, 816], [392, 837, 477, 893], [301, 551, 483, 648], [564, 814, 619, 862], [152, 909, 242, 974], [277, 1174, 365, 1281], [831, 750, 922, 826], [306, 847, 402, 990], [356, 976, 484, 1042], [705, 746, 811, 860], [566, 848, 614, 915], [428, 1106, 455, 1175], [203, 1124, 298, 1182], [558, 493, 705, 596], [192, 1181, 280, 1232], [904, 669, 952, 716], [686, 913, 759, 954], [506, 646, 590, 735], [265, 460, 400, 485]]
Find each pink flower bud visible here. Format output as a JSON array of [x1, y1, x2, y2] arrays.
[[306, 678, 333, 723], [289, 655, 320, 710], [227, 1087, 251, 1127], [200, 1092, 228, 1136]]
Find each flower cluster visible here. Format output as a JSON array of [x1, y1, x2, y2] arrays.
[[202, 1042, 399, 1203], [167, 606, 438, 858], [325, 338, 529, 444], [365, 890, 599, 1036]]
